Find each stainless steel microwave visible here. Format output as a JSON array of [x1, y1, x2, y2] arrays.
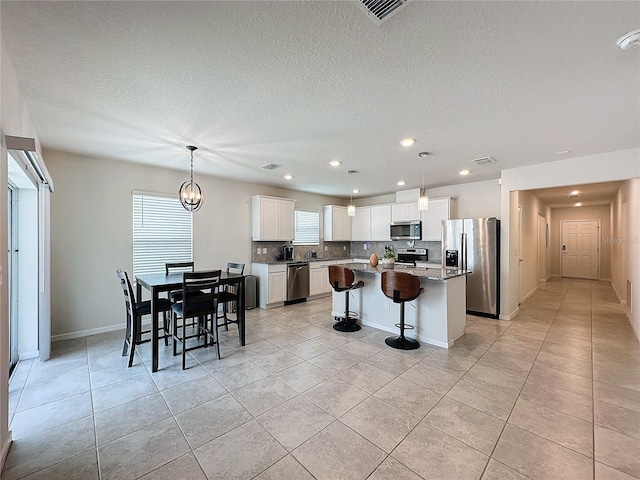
[[390, 221, 422, 240]]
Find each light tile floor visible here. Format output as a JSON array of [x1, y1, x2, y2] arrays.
[[4, 278, 640, 479]]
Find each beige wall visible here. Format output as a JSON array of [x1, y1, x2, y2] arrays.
[[516, 190, 551, 301], [550, 205, 611, 279], [610, 179, 640, 339], [45, 149, 344, 338], [1, 37, 44, 468]]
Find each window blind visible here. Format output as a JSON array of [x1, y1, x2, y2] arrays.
[[293, 210, 320, 245], [133, 193, 193, 277]]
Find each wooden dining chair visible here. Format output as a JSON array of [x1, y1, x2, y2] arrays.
[[116, 269, 173, 367], [165, 261, 195, 303], [171, 270, 222, 369], [217, 262, 245, 331]]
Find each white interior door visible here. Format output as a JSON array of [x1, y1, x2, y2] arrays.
[[561, 220, 599, 279]]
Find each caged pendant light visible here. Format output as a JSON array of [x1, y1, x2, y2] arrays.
[[347, 170, 356, 217], [179, 145, 203, 212], [418, 152, 429, 211]]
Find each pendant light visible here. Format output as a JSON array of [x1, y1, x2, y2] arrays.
[[347, 170, 356, 217], [418, 152, 429, 211], [179, 145, 203, 212]]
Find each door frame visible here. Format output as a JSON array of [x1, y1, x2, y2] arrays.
[[560, 219, 601, 280]]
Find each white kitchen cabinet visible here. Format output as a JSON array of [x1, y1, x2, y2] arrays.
[[370, 204, 392, 241], [391, 202, 420, 222], [252, 263, 287, 308], [324, 205, 352, 241], [251, 195, 295, 241], [309, 260, 335, 297], [420, 196, 456, 241], [351, 206, 371, 241]]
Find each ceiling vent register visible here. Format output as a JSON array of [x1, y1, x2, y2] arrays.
[[357, 0, 409, 25], [471, 156, 497, 166], [260, 162, 283, 170]]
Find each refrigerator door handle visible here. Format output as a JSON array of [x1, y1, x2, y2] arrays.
[[463, 232, 468, 270], [460, 232, 465, 270]]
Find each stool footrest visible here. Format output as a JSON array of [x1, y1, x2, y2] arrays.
[[394, 323, 414, 330]]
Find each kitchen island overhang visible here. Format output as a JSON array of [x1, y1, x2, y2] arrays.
[[331, 263, 471, 348]]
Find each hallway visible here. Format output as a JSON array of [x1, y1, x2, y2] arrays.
[[3, 278, 639, 479]]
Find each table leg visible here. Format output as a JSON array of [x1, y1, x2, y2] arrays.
[[151, 288, 159, 372], [239, 277, 245, 346]]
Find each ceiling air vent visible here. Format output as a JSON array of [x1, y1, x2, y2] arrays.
[[260, 162, 283, 171], [357, 0, 409, 25], [471, 156, 497, 166]]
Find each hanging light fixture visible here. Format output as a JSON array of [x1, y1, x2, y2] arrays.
[[347, 170, 356, 217], [418, 152, 429, 211], [179, 145, 203, 212]]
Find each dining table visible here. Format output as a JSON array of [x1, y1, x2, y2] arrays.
[[135, 270, 246, 372]]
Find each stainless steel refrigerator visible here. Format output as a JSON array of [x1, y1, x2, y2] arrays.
[[442, 217, 500, 318]]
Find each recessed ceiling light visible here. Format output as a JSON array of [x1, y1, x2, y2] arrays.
[[617, 29, 640, 50], [397, 180, 405, 186], [400, 138, 415, 147], [329, 160, 341, 167], [352, 188, 359, 194], [459, 169, 470, 176], [570, 190, 580, 196], [556, 150, 570, 155], [575, 202, 582, 207], [284, 174, 293, 180]]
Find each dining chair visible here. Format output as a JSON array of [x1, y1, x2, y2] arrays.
[[116, 269, 173, 367], [171, 269, 222, 369], [217, 262, 245, 331], [165, 261, 195, 303]]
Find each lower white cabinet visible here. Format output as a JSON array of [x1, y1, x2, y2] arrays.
[[309, 260, 334, 297], [252, 263, 287, 308]]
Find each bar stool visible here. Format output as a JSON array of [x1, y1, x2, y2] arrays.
[[328, 265, 364, 332], [381, 270, 422, 350]]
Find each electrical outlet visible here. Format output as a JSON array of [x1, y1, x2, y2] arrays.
[[256, 247, 261, 255], [324, 246, 328, 251], [343, 245, 346, 251], [262, 247, 267, 254], [384, 301, 390, 309]]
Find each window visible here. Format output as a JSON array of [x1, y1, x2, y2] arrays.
[[293, 210, 320, 245], [133, 192, 193, 277]]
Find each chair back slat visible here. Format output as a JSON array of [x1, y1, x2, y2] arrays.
[[166, 261, 195, 275], [381, 271, 422, 302], [226, 262, 245, 275], [182, 270, 222, 305], [328, 266, 355, 290], [116, 269, 137, 318]]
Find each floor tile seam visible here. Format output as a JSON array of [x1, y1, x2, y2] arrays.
[[474, 357, 534, 378], [10, 446, 99, 480], [592, 448, 640, 480]]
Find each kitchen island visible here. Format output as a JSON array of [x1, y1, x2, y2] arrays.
[[332, 263, 470, 348]]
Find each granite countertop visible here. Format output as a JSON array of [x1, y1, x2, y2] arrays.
[[340, 262, 471, 281]]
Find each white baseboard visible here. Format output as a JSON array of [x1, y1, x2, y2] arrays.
[[521, 286, 539, 304], [18, 350, 39, 360], [1, 433, 12, 473], [361, 320, 455, 349], [500, 306, 520, 321], [52, 324, 124, 342]]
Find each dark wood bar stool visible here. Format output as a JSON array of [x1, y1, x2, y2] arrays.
[[328, 265, 364, 332], [381, 270, 423, 350]]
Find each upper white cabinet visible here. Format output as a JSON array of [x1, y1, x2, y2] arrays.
[[251, 195, 295, 241], [420, 196, 456, 241], [324, 205, 352, 241], [391, 202, 420, 222], [351, 206, 371, 241], [371, 204, 392, 241]]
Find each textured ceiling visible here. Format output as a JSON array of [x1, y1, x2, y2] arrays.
[[1, 1, 639, 199]]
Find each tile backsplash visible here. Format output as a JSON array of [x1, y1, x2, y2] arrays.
[[251, 240, 441, 263], [251, 241, 351, 262]]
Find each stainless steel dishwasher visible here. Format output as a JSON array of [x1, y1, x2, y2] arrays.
[[286, 261, 309, 304]]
